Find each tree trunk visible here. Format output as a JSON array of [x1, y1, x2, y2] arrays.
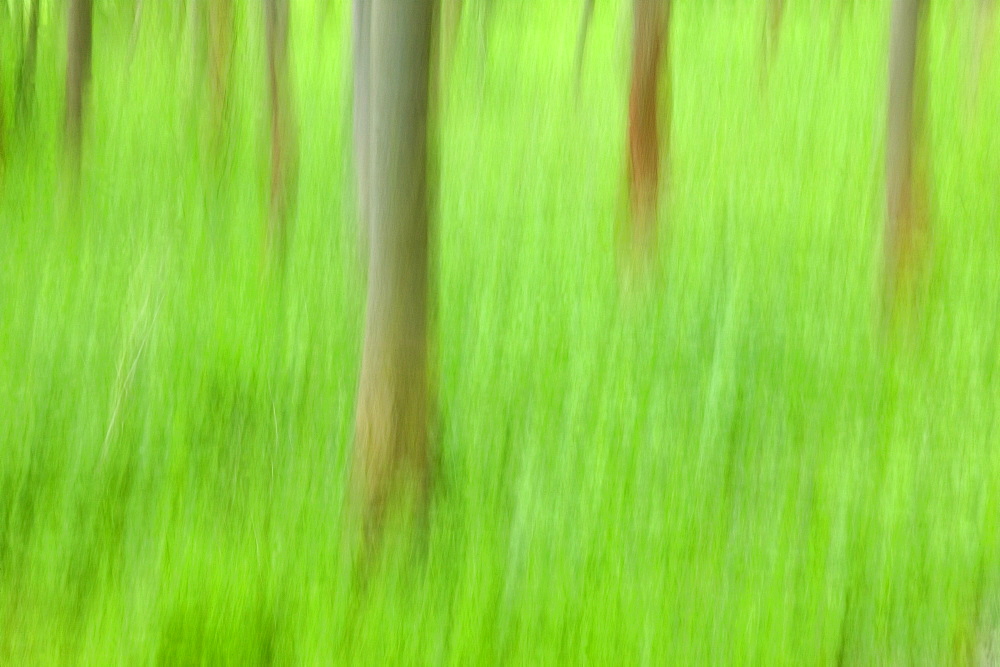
[[16, 0, 40, 122], [626, 0, 668, 261], [884, 0, 929, 313], [574, 0, 595, 93], [265, 0, 299, 267], [351, 0, 436, 557], [208, 0, 233, 142], [65, 0, 93, 174], [760, 0, 784, 85]]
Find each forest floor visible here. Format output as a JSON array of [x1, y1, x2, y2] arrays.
[[2, 1, 1000, 662]]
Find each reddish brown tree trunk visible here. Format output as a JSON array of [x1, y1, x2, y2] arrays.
[[208, 0, 233, 141], [266, 0, 299, 266], [626, 0, 668, 259], [65, 0, 93, 173], [884, 0, 929, 314], [760, 0, 784, 85]]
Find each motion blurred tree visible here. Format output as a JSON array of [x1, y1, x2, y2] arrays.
[[265, 0, 299, 268], [884, 0, 929, 315], [65, 0, 93, 178], [625, 0, 669, 266], [207, 0, 233, 146], [760, 0, 784, 84], [351, 0, 438, 560]]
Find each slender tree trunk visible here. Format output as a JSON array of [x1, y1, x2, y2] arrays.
[[265, 0, 299, 267], [207, 0, 233, 143], [65, 0, 93, 175], [574, 0, 595, 93], [760, 0, 784, 85], [352, 0, 437, 557], [884, 0, 929, 313], [353, 0, 372, 261], [16, 0, 40, 122], [626, 0, 668, 261]]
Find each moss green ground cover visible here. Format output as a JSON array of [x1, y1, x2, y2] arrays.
[[2, 1, 1000, 662]]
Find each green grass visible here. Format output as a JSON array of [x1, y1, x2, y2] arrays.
[[3, 0, 1000, 662]]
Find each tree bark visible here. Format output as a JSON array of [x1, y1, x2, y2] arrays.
[[884, 0, 929, 313], [626, 0, 668, 260], [265, 0, 299, 267], [65, 0, 93, 173], [352, 0, 436, 557]]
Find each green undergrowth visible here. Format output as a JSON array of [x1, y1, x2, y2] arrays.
[[2, 0, 1000, 662]]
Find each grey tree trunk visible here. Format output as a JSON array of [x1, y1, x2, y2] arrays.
[[884, 0, 929, 312], [65, 0, 93, 174], [265, 0, 299, 267], [351, 0, 437, 556], [574, 0, 595, 93]]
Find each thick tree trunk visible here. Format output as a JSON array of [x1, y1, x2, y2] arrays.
[[352, 0, 436, 556], [353, 0, 372, 261], [626, 0, 668, 260], [265, 0, 299, 266], [65, 0, 93, 173], [884, 0, 929, 313], [574, 0, 595, 92], [16, 0, 40, 122]]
